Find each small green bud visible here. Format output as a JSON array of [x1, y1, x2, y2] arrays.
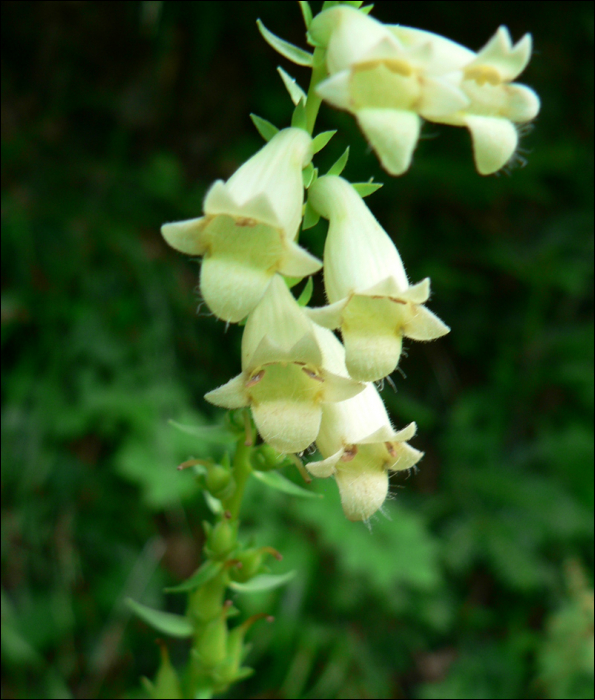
[[251, 444, 287, 472], [205, 465, 235, 500], [230, 549, 263, 583], [196, 615, 228, 669], [205, 517, 237, 561], [212, 614, 270, 691], [151, 642, 183, 699], [188, 571, 227, 624]]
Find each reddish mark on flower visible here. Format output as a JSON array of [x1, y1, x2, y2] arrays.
[[246, 370, 265, 387], [235, 217, 258, 227], [388, 297, 407, 305], [341, 445, 358, 462], [385, 442, 398, 457], [302, 367, 324, 382]]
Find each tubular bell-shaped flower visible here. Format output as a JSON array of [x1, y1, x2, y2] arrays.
[[309, 6, 469, 175], [390, 25, 540, 174], [161, 128, 322, 323], [205, 275, 363, 454], [306, 175, 449, 382], [307, 382, 423, 521]]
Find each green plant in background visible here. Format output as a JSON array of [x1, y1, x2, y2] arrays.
[[128, 3, 544, 697], [2, 2, 593, 699]]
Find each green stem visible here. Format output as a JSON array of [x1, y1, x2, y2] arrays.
[[181, 15, 334, 700], [304, 45, 328, 135], [222, 425, 254, 520]]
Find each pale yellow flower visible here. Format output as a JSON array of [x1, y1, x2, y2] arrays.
[[161, 128, 321, 322], [310, 7, 539, 175], [205, 276, 363, 453], [307, 175, 449, 382], [308, 382, 422, 521], [309, 6, 469, 175], [390, 25, 540, 174]]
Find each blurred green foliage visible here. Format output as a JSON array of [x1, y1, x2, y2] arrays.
[[2, 2, 593, 698]]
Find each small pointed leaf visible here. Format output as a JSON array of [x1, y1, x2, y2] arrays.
[[352, 181, 383, 197], [204, 490, 224, 515], [291, 100, 307, 130], [298, 1, 312, 28], [297, 277, 314, 307], [164, 560, 224, 594], [302, 200, 320, 230], [282, 276, 302, 289], [277, 67, 307, 106], [302, 162, 315, 188], [126, 598, 193, 638], [252, 470, 322, 498], [140, 678, 154, 696], [326, 146, 350, 176], [312, 130, 337, 154], [232, 667, 255, 683], [257, 20, 313, 67], [360, 4, 375, 14], [193, 687, 214, 699], [249, 113, 279, 142], [229, 570, 297, 593]]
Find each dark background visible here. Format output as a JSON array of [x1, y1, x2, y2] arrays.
[[2, 2, 593, 698]]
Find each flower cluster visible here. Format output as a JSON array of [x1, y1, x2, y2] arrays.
[[309, 5, 540, 175], [161, 4, 538, 521]]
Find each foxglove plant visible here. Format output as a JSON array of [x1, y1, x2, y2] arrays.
[[131, 3, 539, 697]]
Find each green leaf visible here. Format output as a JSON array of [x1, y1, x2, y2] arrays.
[[168, 420, 234, 445], [291, 100, 307, 131], [257, 20, 313, 67], [252, 470, 322, 498], [125, 599, 193, 638], [302, 162, 315, 189], [231, 667, 255, 684], [352, 181, 383, 197], [360, 4, 375, 14], [297, 277, 314, 307], [283, 276, 302, 289], [302, 200, 320, 230], [229, 570, 297, 593], [203, 490, 224, 515], [277, 67, 307, 106], [164, 560, 224, 594], [312, 130, 336, 154], [321, 0, 365, 7], [0, 620, 44, 667], [249, 114, 279, 142], [140, 678, 154, 696], [298, 1, 313, 28], [327, 146, 350, 176]]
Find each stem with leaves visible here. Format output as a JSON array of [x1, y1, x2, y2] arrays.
[[129, 3, 356, 698]]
